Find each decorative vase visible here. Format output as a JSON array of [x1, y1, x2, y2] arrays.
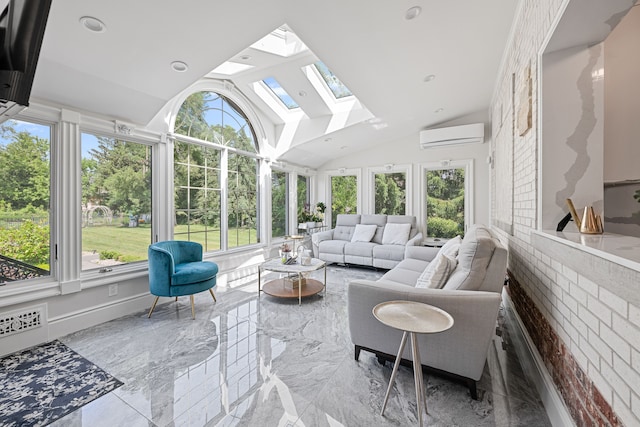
[[579, 206, 603, 234]]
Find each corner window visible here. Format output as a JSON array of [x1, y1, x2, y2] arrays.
[[0, 120, 51, 283], [81, 133, 152, 270], [425, 166, 466, 238]]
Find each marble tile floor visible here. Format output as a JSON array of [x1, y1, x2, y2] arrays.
[[50, 265, 552, 427]]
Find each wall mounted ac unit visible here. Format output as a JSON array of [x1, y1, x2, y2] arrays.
[[419, 123, 485, 148]]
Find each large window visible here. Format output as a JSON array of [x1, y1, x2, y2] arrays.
[[425, 167, 465, 238], [81, 133, 152, 270], [174, 142, 221, 251], [374, 172, 406, 215], [271, 170, 288, 238], [330, 175, 357, 228], [0, 120, 51, 283], [175, 91, 260, 250], [297, 174, 310, 223]]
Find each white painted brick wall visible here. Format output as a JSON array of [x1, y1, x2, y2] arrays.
[[492, 1, 640, 425]]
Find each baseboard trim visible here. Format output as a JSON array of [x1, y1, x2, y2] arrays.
[[48, 292, 155, 340], [503, 292, 575, 427]]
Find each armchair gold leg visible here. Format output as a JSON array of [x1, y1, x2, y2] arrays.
[[148, 296, 160, 318], [175, 297, 178, 302], [190, 294, 195, 319], [209, 288, 217, 302]]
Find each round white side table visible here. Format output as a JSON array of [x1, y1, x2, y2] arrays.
[[373, 300, 454, 426]]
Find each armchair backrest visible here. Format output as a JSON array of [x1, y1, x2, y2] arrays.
[[150, 240, 203, 267]]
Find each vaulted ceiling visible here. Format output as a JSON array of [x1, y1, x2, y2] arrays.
[[31, 0, 519, 168]]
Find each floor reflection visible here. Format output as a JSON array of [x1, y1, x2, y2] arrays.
[[50, 265, 551, 427]]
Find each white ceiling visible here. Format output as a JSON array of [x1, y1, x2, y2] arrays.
[[31, 0, 519, 168]]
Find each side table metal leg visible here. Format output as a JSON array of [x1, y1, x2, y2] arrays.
[[410, 332, 427, 426], [381, 331, 409, 416], [258, 267, 261, 297]]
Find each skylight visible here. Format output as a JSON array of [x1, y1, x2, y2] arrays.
[[262, 77, 299, 109], [251, 25, 309, 57], [313, 61, 353, 99], [211, 61, 254, 75]]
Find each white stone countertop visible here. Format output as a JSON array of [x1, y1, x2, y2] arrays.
[[537, 230, 640, 272]]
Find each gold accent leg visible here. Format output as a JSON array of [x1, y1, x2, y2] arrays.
[[258, 265, 262, 296], [175, 297, 178, 302], [209, 288, 217, 302], [190, 294, 195, 319], [148, 296, 159, 318]]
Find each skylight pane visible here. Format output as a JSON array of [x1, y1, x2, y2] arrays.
[[262, 77, 299, 109], [314, 61, 353, 99]]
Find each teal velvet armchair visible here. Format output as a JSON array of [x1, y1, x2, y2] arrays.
[[147, 241, 218, 319]]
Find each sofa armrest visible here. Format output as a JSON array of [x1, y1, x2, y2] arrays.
[[404, 245, 440, 262], [406, 232, 423, 246], [311, 229, 334, 257], [347, 279, 502, 381]]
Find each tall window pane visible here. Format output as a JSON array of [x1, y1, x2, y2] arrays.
[[330, 175, 357, 228], [174, 142, 221, 251], [0, 120, 51, 282], [426, 168, 465, 238], [297, 174, 310, 224], [271, 170, 288, 237], [374, 172, 406, 215], [81, 133, 152, 270], [228, 153, 259, 248]]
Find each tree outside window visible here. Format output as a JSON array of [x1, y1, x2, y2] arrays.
[[81, 133, 152, 270], [374, 172, 406, 215], [0, 120, 51, 282], [272, 170, 288, 238], [426, 168, 465, 238], [331, 175, 357, 228]]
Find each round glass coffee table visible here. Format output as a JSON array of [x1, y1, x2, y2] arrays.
[[258, 258, 326, 305], [373, 300, 454, 426]]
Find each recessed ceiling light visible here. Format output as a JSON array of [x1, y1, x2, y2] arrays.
[[298, 90, 307, 97], [79, 16, 106, 33], [405, 6, 422, 20], [171, 61, 189, 72], [435, 108, 444, 113], [324, 137, 332, 142], [240, 55, 251, 61], [340, 146, 348, 150], [424, 74, 436, 83]]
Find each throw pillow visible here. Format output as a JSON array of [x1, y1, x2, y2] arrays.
[[351, 224, 378, 243], [439, 235, 462, 258], [415, 253, 458, 289], [381, 223, 412, 245]]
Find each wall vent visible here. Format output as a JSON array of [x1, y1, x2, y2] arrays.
[[0, 307, 43, 337]]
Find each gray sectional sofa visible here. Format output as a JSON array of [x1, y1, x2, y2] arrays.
[[311, 214, 422, 269], [347, 224, 507, 399]]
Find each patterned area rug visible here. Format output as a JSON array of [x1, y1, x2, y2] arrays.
[[0, 340, 123, 427]]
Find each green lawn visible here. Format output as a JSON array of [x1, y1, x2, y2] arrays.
[[82, 224, 258, 262]]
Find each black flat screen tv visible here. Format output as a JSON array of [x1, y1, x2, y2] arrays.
[[0, 0, 52, 107]]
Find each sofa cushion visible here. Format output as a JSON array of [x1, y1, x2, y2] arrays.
[[387, 215, 418, 239], [345, 241, 376, 257], [361, 214, 387, 244], [173, 261, 218, 286], [439, 235, 462, 258], [416, 253, 457, 289], [333, 225, 354, 241], [443, 232, 495, 291], [381, 223, 411, 245], [373, 244, 406, 262], [351, 224, 377, 242], [380, 265, 422, 286], [319, 239, 348, 255]]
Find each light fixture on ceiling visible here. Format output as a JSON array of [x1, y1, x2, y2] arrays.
[[435, 108, 444, 113], [340, 145, 347, 150], [171, 61, 189, 72], [324, 137, 332, 142], [405, 6, 422, 20], [298, 90, 307, 97], [424, 74, 436, 83], [79, 16, 106, 33], [239, 55, 251, 61]]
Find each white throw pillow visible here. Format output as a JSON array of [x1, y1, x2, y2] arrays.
[[415, 253, 458, 289], [351, 224, 378, 243], [439, 235, 462, 258], [381, 223, 412, 245]]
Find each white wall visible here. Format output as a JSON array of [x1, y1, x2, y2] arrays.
[[317, 131, 491, 232]]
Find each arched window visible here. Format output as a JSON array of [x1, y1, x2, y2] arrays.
[[174, 91, 260, 251], [175, 91, 257, 152]]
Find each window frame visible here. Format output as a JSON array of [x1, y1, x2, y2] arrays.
[[326, 168, 362, 228], [367, 164, 412, 216], [420, 159, 474, 236]]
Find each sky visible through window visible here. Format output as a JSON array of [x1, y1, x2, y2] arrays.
[[263, 77, 299, 109], [314, 61, 353, 99]]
